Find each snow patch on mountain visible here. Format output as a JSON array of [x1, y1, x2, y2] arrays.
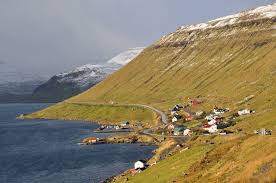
[[107, 47, 145, 65], [178, 3, 276, 32], [54, 64, 117, 89], [46, 47, 144, 90]]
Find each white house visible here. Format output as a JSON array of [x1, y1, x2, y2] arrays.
[[213, 108, 229, 115], [183, 129, 192, 136], [208, 125, 218, 133], [208, 119, 217, 126], [205, 114, 215, 121], [195, 111, 204, 116], [238, 109, 254, 116], [172, 116, 182, 122], [134, 160, 146, 170]]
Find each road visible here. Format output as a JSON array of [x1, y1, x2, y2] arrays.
[[127, 104, 168, 125]]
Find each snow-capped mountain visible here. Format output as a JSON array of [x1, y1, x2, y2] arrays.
[[178, 3, 275, 32], [107, 47, 145, 65], [54, 64, 118, 90], [31, 48, 144, 102]]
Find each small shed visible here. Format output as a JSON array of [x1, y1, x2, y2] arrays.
[[134, 160, 146, 170]]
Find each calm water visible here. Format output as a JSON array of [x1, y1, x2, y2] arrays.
[[0, 104, 155, 183]]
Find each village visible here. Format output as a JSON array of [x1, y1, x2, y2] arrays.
[[80, 97, 272, 175], [93, 121, 134, 133], [162, 98, 272, 137]]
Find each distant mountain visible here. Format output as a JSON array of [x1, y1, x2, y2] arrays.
[[31, 64, 118, 102], [31, 47, 145, 102], [0, 80, 45, 103]]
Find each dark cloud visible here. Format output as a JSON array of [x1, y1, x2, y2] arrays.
[[0, 0, 273, 79], [0, 60, 5, 64]]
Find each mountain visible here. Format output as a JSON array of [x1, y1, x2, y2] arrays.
[[69, 4, 276, 109], [25, 4, 276, 182], [31, 64, 116, 102], [31, 47, 145, 102], [0, 80, 45, 103]]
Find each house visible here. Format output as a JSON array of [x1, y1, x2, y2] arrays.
[[203, 124, 218, 133], [173, 125, 186, 136], [172, 115, 182, 122], [171, 110, 178, 116], [183, 129, 192, 136], [213, 107, 229, 115], [205, 114, 220, 121], [254, 128, 272, 136], [84, 137, 98, 144], [208, 119, 217, 125], [238, 109, 255, 116], [188, 99, 202, 106], [168, 123, 176, 130], [121, 121, 130, 127], [205, 114, 215, 121], [208, 125, 218, 133], [134, 160, 146, 170], [185, 115, 194, 121], [195, 111, 204, 117], [175, 104, 183, 110]]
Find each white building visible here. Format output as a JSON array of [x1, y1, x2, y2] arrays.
[[183, 129, 192, 136], [134, 160, 146, 170], [172, 116, 178, 122], [208, 119, 217, 125], [208, 125, 218, 133], [238, 109, 254, 116]]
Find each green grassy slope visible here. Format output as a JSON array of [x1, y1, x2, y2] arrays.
[[66, 18, 276, 128], [114, 135, 276, 183], [72, 20, 275, 105], [25, 103, 156, 126]]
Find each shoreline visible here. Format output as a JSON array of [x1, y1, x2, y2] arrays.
[[17, 115, 169, 182]]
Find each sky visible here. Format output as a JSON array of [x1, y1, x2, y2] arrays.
[[0, 0, 275, 81]]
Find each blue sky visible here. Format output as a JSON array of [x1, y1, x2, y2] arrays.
[[0, 0, 274, 79]]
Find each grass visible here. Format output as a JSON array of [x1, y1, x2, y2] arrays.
[[113, 141, 213, 183], [113, 135, 276, 183], [24, 102, 156, 127]]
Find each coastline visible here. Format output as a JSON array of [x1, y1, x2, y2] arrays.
[[17, 115, 185, 183]]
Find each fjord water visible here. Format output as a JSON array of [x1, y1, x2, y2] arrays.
[[0, 104, 155, 183]]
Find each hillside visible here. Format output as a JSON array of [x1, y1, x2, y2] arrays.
[[65, 5, 276, 128], [25, 4, 276, 182]]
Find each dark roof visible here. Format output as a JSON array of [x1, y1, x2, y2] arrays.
[[137, 160, 147, 163]]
